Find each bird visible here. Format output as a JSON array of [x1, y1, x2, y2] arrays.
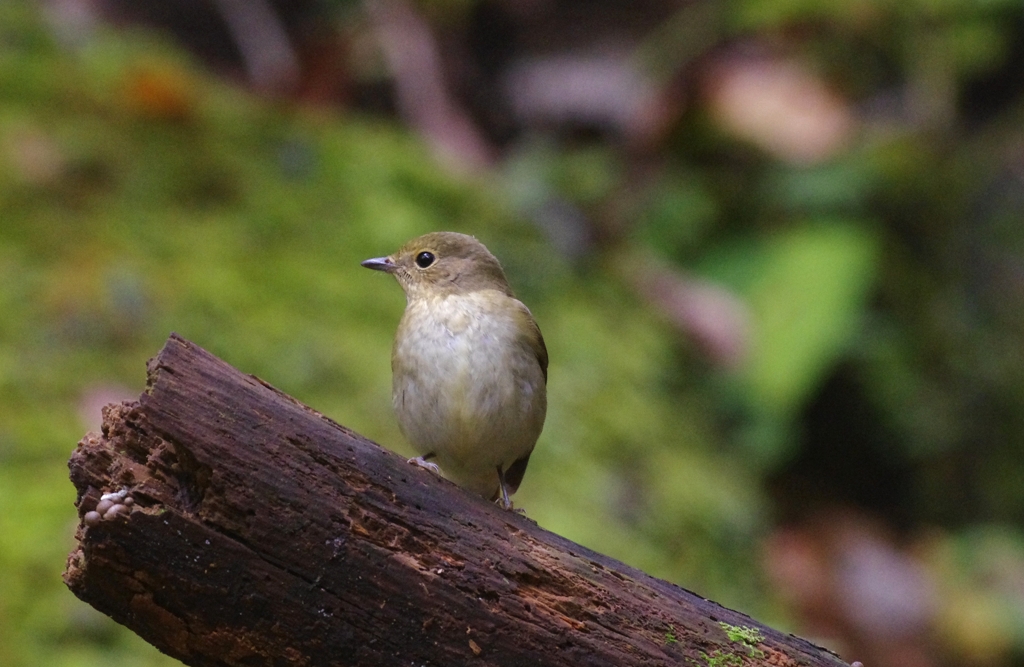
[[361, 232, 547, 509]]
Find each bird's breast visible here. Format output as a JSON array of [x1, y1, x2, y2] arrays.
[[390, 291, 546, 474]]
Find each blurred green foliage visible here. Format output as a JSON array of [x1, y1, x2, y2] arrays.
[[701, 222, 879, 464], [494, 0, 1024, 661]]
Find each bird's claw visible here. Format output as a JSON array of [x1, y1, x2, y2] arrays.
[[501, 503, 527, 515], [407, 456, 440, 474]]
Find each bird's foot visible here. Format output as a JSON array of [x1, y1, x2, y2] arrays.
[[407, 456, 440, 474], [494, 466, 525, 513], [495, 499, 528, 516], [494, 487, 526, 514]]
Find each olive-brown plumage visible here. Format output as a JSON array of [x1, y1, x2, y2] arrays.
[[362, 232, 547, 508]]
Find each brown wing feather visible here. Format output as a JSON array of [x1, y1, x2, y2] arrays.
[[502, 451, 532, 496], [497, 301, 547, 499], [516, 301, 548, 383]]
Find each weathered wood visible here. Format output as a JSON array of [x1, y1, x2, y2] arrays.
[[64, 333, 851, 667]]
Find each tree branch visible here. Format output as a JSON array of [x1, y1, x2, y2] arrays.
[[64, 333, 850, 667]]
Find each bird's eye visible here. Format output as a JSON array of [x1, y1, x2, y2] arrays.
[[415, 251, 435, 268]]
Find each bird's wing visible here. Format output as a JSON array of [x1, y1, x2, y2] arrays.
[[502, 451, 532, 496], [514, 300, 548, 383]]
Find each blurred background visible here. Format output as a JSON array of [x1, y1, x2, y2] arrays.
[[3, 0, 1024, 665]]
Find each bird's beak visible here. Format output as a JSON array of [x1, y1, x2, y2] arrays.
[[361, 256, 397, 273]]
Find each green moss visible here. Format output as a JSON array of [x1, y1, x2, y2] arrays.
[[687, 650, 744, 667], [719, 622, 765, 658]]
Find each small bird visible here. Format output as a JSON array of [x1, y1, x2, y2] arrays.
[[362, 232, 547, 509]]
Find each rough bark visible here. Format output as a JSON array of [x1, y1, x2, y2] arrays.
[[64, 333, 851, 667]]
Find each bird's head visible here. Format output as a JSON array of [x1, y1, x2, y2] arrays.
[[361, 232, 513, 300]]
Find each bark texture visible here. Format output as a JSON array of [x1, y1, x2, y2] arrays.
[[64, 333, 851, 667]]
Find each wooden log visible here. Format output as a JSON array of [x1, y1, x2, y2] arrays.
[[64, 333, 852, 667]]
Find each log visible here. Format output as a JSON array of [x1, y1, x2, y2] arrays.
[[64, 333, 852, 667]]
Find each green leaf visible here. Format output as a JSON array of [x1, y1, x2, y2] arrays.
[[702, 221, 879, 431]]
